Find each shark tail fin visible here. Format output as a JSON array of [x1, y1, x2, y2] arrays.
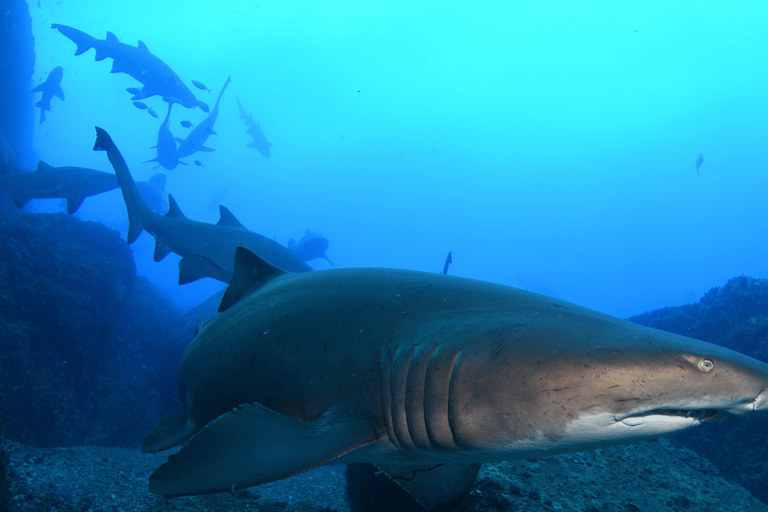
[[93, 127, 152, 243], [51, 24, 97, 57]]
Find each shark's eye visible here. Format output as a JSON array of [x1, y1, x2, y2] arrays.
[[698, 359, 714, 372]]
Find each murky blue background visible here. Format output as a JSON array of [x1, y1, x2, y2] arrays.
[[27, 1, 768, 317]]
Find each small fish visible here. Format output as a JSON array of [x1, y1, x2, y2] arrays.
[[695, 153, 703, 177], [148, 108, 159, 119], [180, 120, 193, 128], [192, 80, 211, 93], [197, 100, 210, 113], [126, 87, 141, 95], [133, 101, 149, 110], [194, 160, 203, 167]]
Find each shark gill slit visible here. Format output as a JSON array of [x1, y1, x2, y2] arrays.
[[404, 343, 440, 450], [423, 345, 463, 450], [390, 345, 417, 449]]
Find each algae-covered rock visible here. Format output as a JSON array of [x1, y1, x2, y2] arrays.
[[631, 276, 768, 502], [0, 213, 183, 447]]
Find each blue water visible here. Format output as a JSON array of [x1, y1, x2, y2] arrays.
[[27, 1, 768, 317]]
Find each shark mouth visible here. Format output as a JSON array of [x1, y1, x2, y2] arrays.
[[636, 408, 723, 422]]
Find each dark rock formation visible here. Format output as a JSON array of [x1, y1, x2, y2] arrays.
[[631, 275, 768, 503], [0, 213, 183, 447]]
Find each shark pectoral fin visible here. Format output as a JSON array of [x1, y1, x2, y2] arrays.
[[375, 462, 482, 512], [142, 413, 193, 453], [178, 253, 226, 284], [148, 402, 375, 497], [55, 86, 65, 101], [198, 146, 215, 152], [66, 196, 86, 214]]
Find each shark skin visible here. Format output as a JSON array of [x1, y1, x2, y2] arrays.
[[93, 127, 311, 284], [135, 173, 168, 214], [51, 24, 198, 109], [287, 228, 333, 265], [0, 160, 118, 214], [236, 97, 272, 158], [32, 66, 64, 125], [144, 102, 185, 170], [176, 76, 231, 159], [140, 246, 768, 510]]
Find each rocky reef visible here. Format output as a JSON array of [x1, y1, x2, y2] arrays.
[[0, 213, 184, 448], [631, 275, 768, 502]]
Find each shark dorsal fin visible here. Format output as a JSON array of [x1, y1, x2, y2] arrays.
[[166, 194, 186, 219], [218, 247, 286, 312], [217, 205, 245, 229], [36, 160, 52, 171], [106, 31, 118, 42], [287, 238, 296, 247], [138, 40, 149, 52]]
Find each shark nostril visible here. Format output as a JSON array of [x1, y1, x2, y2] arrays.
[[698, 359, 714, 373]]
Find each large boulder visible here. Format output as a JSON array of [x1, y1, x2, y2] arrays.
[[630, 276, 768, 502]]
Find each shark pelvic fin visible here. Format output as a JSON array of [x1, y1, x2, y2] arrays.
[[218, 247, 287, 312], [178, 253, 226, 285], [148, 403, 375, 496], [142, 413, 194, 453]]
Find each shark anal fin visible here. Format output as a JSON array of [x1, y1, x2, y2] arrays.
[[142, 413, 193, 453], [375, 462, 481, 512], [66, 195, 86, 214], [148, 402, 375, 497]]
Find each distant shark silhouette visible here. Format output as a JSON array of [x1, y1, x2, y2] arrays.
[[135, 173, 168, 214], [177, 76, 231, 159], [94, 127, 311, 284], [144, 102, 185, 170], [695, 153, 703, 177], [236, 97, 272, 158], [287, 229, 333, 265], [32, 66, 64, 124], [0, 160, 118, 214], [51, 24, 199, 109]]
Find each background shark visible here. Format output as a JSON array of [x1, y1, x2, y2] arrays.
[[144, 103, 184, 170], [0, 160, 118, 214], [51, 24, 198, 109], [237, 97, 272, 158], [31, 65, 64, 125], [176, 76, 231, 159], [95, 127, 311, 284], [287, 229, 333, 265]]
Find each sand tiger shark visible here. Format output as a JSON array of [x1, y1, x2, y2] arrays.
[[237, 97, 272, 158], [93, 127, 310, 284], [144, 102, 184, 170], [32, 66, 64, 124], [176, 76, 231, 159], [287, 229, 332, 265], [51, 24, 200, 110], [135, 243, 768, 510], [0, 160, 118, 214]]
